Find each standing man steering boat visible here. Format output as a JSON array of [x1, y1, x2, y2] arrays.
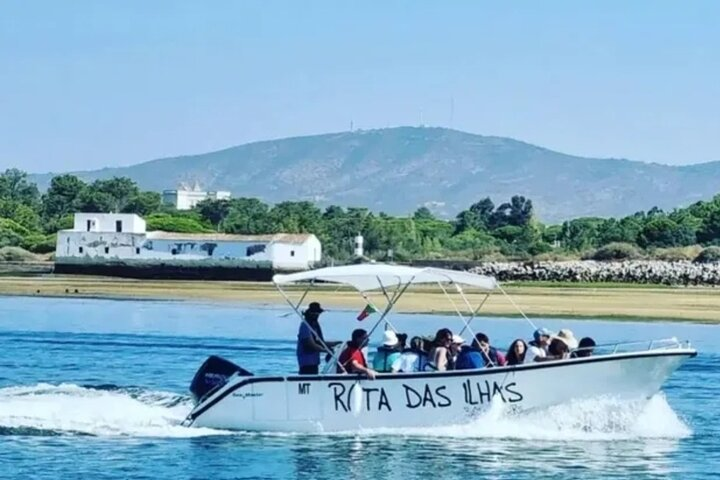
[[296, 302, 341, 374]]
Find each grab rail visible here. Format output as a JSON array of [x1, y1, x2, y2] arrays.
[[571, 337, 691, 357]]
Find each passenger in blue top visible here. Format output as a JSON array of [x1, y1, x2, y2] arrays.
[[455, 333, 500, 370], [296, 302, 340, 374]]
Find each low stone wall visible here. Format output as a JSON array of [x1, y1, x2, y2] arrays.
[[54, 257, 276, 281], [468, 260, 720, 286]]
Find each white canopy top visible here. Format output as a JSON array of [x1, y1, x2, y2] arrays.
[[272, 264, 497, 292]]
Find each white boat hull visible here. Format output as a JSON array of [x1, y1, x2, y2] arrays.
[[187, 349, 695, 432]]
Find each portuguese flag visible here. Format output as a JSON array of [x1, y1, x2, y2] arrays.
[[356, 304, 378, 321]]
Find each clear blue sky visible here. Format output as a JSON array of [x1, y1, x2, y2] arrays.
[[1, 0, 719, 172]]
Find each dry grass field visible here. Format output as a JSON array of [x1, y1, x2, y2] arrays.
[[0, 275, 718, 323]]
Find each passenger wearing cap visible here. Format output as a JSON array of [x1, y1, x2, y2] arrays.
[[296, 302, 341, 375], [448, 334, 466, 370], [523, 327, 553, 363], [455, 333, 503, 369], [372, 330, 404, 373]]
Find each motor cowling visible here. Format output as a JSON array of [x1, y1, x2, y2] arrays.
[[189, 355, 252, 404]]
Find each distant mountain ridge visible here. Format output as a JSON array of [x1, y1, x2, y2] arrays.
[[29, 127, 720, 222]]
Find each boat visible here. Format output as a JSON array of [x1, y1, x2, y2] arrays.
[[183, 264, 696, 432]]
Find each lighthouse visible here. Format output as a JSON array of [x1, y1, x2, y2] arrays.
[[353, 234, 364, 258]]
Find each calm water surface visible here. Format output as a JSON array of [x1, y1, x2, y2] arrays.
[[0, 296, 718, 479]]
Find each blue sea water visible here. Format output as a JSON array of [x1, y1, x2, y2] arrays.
[[0, 296, 719, 479]]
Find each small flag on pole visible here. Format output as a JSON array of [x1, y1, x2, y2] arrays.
[[356, 304, 378, 321]]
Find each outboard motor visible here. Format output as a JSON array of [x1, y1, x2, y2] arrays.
[[189, 355, 253, 404]]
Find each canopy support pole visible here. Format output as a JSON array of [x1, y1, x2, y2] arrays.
[[437, 282, 477, 343], [375, 276, 401, 333], [458, 292, 490, 336], [363, 278, 413, 345], [497, 284, 537, 330]]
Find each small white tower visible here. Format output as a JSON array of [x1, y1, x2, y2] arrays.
[[354, 234, 364, 258]]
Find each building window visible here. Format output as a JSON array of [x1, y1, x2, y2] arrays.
[[104, 247, 110, 254], [136, 247, 140, 254], [116, 220, 122, 232], [290, 250, 295, 257], [79, 246, 84, 254], [86, 220, 92, 231], [246, 244, 266, 256]]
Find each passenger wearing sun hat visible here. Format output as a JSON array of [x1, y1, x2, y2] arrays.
[[372, 330, 403, 373], [548, 335, 571, 360], [557, 328, 579, 350]]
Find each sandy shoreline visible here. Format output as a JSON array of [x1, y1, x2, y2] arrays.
[[0, 275, 718, 323]]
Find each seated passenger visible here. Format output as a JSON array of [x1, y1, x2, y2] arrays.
[[571, 337, 596, 358], [455, 333, 501, 369], [505, 339, 527, 365], [496, 349, 507, 366], [372, 330, 403, 372], [547, 337, 570, 360], [557, 328, 579, 349], [523, 327, 553, 363], [448, 334, 465, 370], [428, 328, 453, 371], [393, 336, 430, 372], [337, 329, 377, 379]]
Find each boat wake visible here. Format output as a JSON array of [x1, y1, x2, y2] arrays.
[[0, 383, 691, 440], [359, 394, 692, 440], [0, 383, 231, 438]]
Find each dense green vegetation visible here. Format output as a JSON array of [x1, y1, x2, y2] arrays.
[[2, 168, 720, 262]]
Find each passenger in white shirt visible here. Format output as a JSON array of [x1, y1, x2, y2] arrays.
[[393, 336, 429, 372], [523, 327, 553, 363]]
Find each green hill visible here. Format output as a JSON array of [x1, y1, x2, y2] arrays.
[[29, 127, 720, 221]]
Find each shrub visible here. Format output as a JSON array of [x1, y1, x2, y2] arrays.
[[0, 217, 31, 236], [0, 246, 40, 262], [590, 242, 642, 261], [653, 245, 702, 262], [533, 251, 581, 262], [21, 234, 57, 254], [145, 213, 213, 233], [694, 246, 720, 264], [0, 229, 23, 248], [527, 241, 553, 256]]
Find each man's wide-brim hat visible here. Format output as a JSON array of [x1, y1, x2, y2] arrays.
[[557, 328, 579, 349], [305, 302, 324, 314]]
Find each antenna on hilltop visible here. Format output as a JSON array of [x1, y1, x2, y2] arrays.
[[350, 120, 354, 132], [450, 97, 454, 128]]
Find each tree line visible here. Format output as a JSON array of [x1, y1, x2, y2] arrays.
[[1, 168, 720, 260]]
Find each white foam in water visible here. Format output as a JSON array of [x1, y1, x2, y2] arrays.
[[0, 384, 691, 440], [360, 393, 691, 440], [0, 383, 232, 438]]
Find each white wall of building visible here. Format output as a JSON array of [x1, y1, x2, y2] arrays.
[[162, 190, 232, 210], [56, 231, 146, 258], [268, 236, 322, 270], [56, 214, 321, 270], [72, 213, 146, 234]]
